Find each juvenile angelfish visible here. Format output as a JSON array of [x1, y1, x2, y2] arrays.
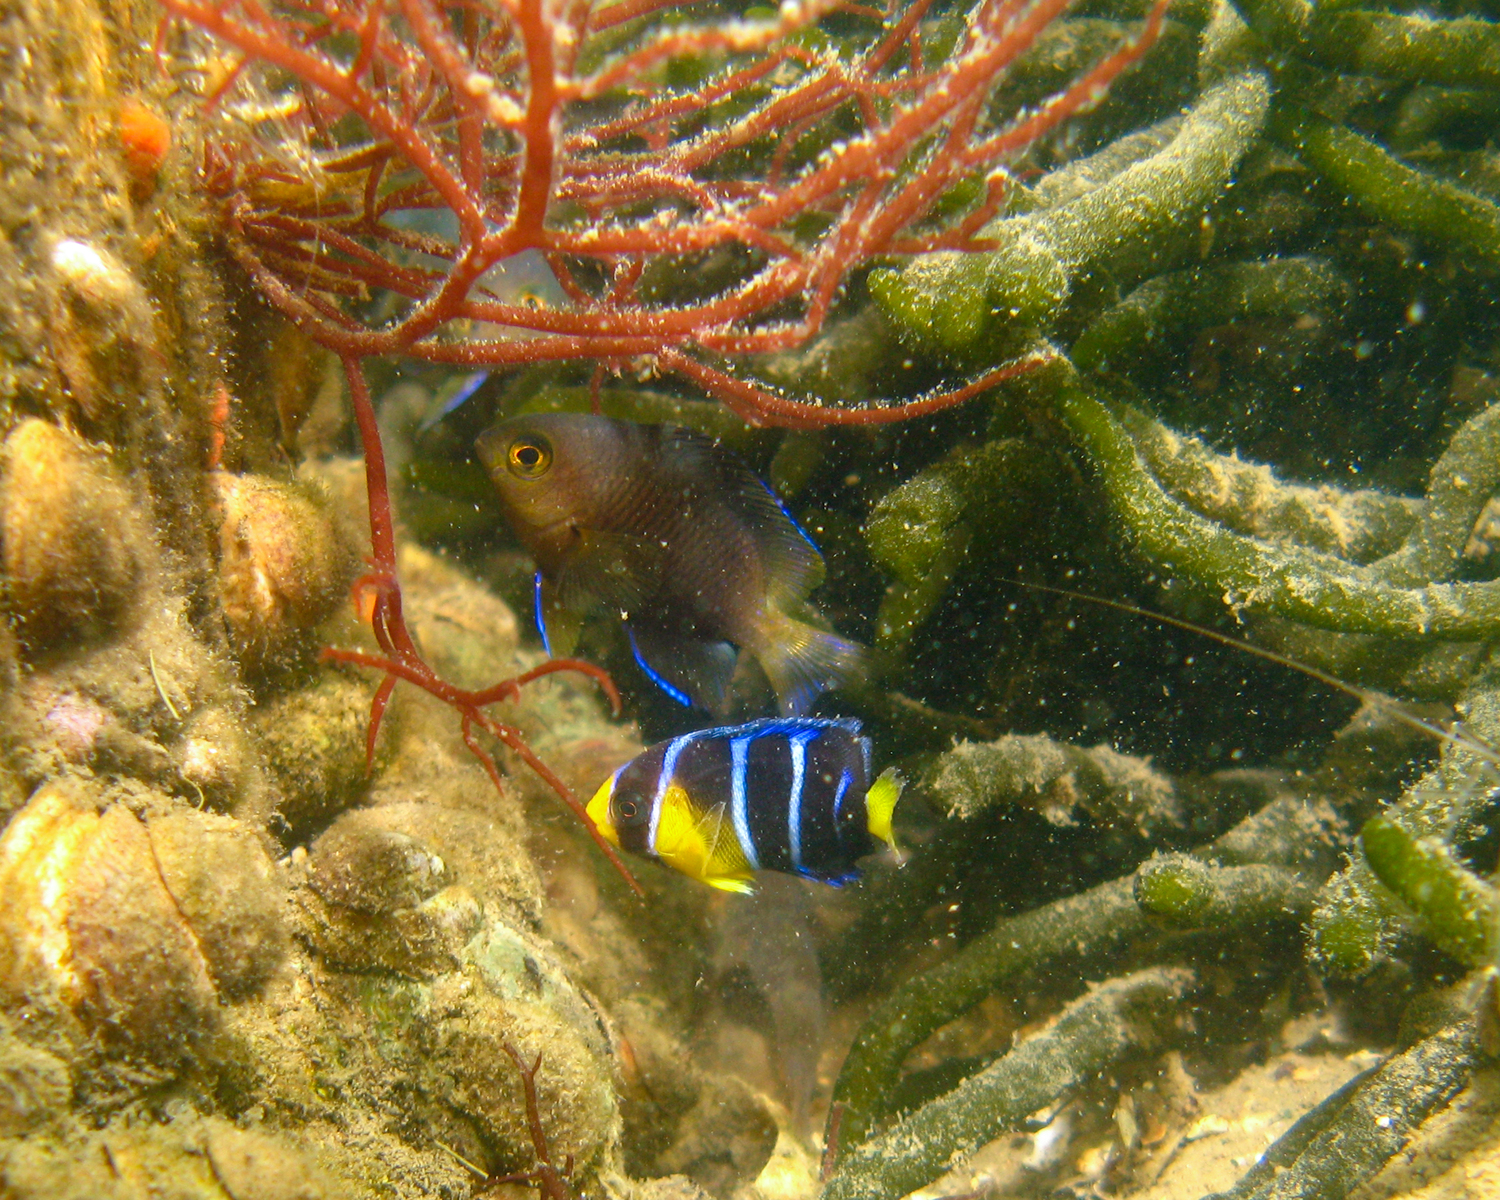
[[477, 413, 863, 715], [586, 718, 904, 893]]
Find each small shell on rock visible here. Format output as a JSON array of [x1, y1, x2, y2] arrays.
[[0, 780, 284, 1066], [212, 472, 356, 671], [300, 810, 481, 977], [0, 419, 140, 650], [252, 669, 376, 835]]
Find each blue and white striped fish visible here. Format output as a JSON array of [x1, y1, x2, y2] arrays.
[[585, 718, 904, 893]]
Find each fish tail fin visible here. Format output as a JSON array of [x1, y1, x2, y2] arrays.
[[866, 767, 905, 860], [755, 613, 866, 716]]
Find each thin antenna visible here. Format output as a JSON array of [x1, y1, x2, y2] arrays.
[[1003, 578, 1500, 767]]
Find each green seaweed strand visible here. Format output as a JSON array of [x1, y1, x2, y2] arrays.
[[829, 798, 1336, 1152], [1307, 11, 1500, 90], [1275, 108, 1500, 271], [1359, 816, 1497, 968], [1058, 385, 1500, 638], [822, 969, 1194, 1200], [1205, 1021, 1481, 1200]]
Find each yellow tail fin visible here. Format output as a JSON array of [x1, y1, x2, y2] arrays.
[[866, 767, 905, 860]]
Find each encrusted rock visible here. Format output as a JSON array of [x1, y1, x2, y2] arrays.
[[0, 419, 140, 650]]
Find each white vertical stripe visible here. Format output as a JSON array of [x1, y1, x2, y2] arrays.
[[730, 736, 759, 870], [787, 732, 815, 873], [650, 733, 695, 856]]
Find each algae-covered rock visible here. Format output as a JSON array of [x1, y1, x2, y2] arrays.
[[0, 419, 141, 650]]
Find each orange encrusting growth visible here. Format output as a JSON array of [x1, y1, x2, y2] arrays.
[[118, 97, 171, 196]]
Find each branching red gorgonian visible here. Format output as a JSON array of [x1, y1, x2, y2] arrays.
[[162, 0, 1168, 427], [160, 0, 1166, 889]]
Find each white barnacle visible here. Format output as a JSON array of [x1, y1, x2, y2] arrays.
[[51, 238, 136, 309]]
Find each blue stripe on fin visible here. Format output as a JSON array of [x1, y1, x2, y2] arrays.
[[534, 572, 554, 658], [627, 627, 693, 707], [758, 478, 821, 558], [418, 369, 490, 432], [695, 716, 862, 740]]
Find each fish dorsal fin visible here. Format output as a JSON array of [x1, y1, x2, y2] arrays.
[[627, 623, 738, 713], [657, 426, 826, 606], [555, 529, 663, 614], [865, 767, 905, 859]]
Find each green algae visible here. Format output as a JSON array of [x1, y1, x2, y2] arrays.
[[871, 69, 1272, 356]]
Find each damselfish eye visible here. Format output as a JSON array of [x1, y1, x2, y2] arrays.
[[507, 434, 553, 479], [615, 797, 642, 823]]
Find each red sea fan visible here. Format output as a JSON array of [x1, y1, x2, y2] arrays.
[[163, 0, 1168, 426]]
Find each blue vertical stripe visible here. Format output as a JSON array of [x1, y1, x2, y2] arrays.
[[729, 736, 759, 870], [832, 768, 854, 818], [786, 731, 816, 873], [533, 572, 553, 657]]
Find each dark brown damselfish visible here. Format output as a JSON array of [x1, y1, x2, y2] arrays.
[[478, 414, 862, 714]]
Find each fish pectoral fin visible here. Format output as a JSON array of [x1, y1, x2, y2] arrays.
[[697, 802, 754, 876], [627, 624, 738, 714], [557, 531, 663, 612]]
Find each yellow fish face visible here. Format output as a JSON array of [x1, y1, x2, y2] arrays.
[[586, 771, 622, 848]]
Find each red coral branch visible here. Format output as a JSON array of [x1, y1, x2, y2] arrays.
[[324, 355, 643, 895], [163, 0, 1168, 421]]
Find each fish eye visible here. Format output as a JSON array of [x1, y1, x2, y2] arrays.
[[507, 434, 553, 479], [615, 797, 641, 823]]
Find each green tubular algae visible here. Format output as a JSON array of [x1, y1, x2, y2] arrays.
[[1275, 109, 1500, 272], [829, 869, 1148, 1151], [1072, 256, 1351, 377], [1359, 815, 1496, 969], [822, 969, 1195, 1200], [870, 69, 1271, 355], [1304, 11, 1500, 90], [1204, 1020, 1482, 1200], [829, 796, 1340, 1151], [1110, 403, 1419, 564], [1057, 384, 1500, 638], [864, 439, 1061, 652], [925, 732, 1180, 834], [1309, 655, 1500, 976], [1134, 854, 1317, 930]]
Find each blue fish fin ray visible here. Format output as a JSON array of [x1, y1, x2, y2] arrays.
[[627, 624, 737, 713], [533, 574, 582, 657]]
